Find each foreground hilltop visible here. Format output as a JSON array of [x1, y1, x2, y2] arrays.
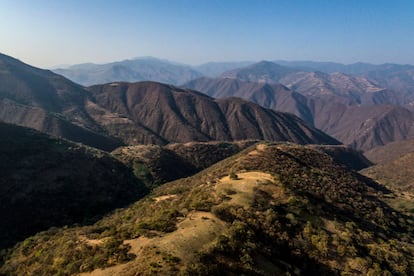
[[2, 143, 413, 275], [112, 141, 372, 190], [112, 141, 258, 189]]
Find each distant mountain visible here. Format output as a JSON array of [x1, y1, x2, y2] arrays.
[[273, 60, 379, 74], [0, 53, 122, 151], [194, 61, 254, 77], [311, 102, 414, 150], [54, 57, 203, 86], [363, 64, 414, 102], [220, 60, 296, 83], [0, 53, 339, 150], [219, 61, 402, 104], [54, 57, 414, 103], [0, 122, 147, 249], [211, 61, 414, 151], [218, 61, 402, 105], [279, 71, 392, 103], [183, 77, 314, 124], [4, 53, 413, 152], [274, 60, 414, 103], [87, 81, 339, 146], [183, 76, 414, 151]]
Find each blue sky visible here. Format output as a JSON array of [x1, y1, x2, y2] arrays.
[[0, 0, 413, 68]]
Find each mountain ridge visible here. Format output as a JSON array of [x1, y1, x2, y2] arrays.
[[0, 53, 123, 151], [2, 142, 413, 275], [54, 57, 203, 86], [87, 81, 339, 146]]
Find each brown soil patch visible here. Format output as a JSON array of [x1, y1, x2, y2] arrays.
[[154, 194, 177, 202], [81, 171, 284, 275], [81, 212, 226, 275], [216, 171, 280, 207]]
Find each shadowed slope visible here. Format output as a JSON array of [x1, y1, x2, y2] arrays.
[[0, 53, 122, 150], [361, 139, 414, 193], [0, 123, 148, 249], [112, 141, 258, 189], [364, 138, 414, 164]]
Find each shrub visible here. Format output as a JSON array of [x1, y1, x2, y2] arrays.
[[229, 172, 239, 180]]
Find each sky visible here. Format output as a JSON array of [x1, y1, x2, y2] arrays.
[[0, 0, 413, 68]]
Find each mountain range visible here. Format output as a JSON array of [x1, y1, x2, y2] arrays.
[[0, 54, 338, 151], [2, 53, 414, 275], [0, 53, 122, 151], [54, 58, 414, 105], [183, 60, 414, 151], [87, 81, 338, 146], [5, 52, 414, 152], [53, 57, 204, 86]]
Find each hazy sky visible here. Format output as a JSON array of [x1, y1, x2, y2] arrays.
[[1, 0, 413, 68]]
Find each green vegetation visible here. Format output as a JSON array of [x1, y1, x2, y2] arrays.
[[112, 141, 255, 189], [1, 143, 414, 275]]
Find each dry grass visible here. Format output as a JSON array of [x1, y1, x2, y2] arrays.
[[4, 143, 414, 276], [81, 171, 281, 275], [216, 172, 282, 207]]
